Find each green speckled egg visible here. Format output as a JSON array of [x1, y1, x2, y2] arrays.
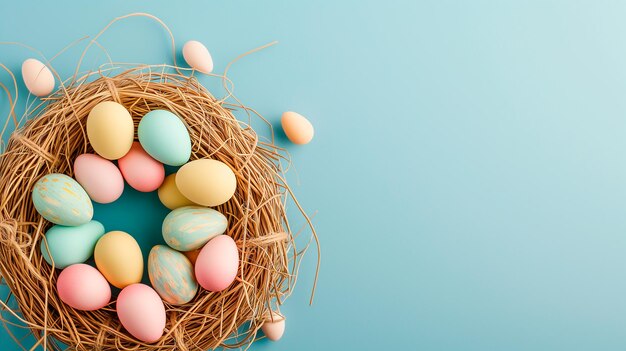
[[32, 174, 93, 225], [162, 206, 227, 251], [148, 245, 198, 305], [40, 220, 105, 269], [138, 110, 191, 166]]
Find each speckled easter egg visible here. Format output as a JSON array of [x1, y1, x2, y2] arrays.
[[87, 101, 134, 160], [195, 235, 239, 292], [162, 206, 227, 251], [138, 110, 191, 166], [74, 153, 124, 204], [118, 142, 165, 192], [40, 220, 105, 269], [94, 231, 143, 289], [148, 245, 198, 305], [117, 283, 165, 343], [32, 174, 93, 226], [182, 40, 214, 73]]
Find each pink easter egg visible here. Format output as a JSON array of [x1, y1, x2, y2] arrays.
[[57, 264, 111, 311], [116, 283, 166, 343], [74, 154, 124, 204], [195, 235, 239, 292], [118, 142, 165, 192]]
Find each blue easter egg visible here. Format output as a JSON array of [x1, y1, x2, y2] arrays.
[[137, 110, 191, 166], [40, 220, 105, 269]]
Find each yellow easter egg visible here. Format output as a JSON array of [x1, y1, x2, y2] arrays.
[[87, 101, 134, 160], [176, 159, 237, 207], [94, 231, 143, 288], [157, 173, 198, 210]]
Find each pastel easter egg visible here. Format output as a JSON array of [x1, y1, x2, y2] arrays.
[[138, 110, 191, 166], [32, 173, 93, 226], [162, 206, 227, 251], [117, 283, 166, 343], [281, 111, 314, 145], [261, 312, 286, 341], [182, 40, 214, 73], [22, 58, 55, 97], [148, 245, 198, 305], [87, 101, 134, 160], [40, 220, 105, 269], [176, 159, 237, 207], [118, 142, 165, 192], [157, 173, 198, 210], [57, 264, 111, 311], [74, 153, 124, 204], [94, 231, 143, 289], [195, 235, 239, 292]]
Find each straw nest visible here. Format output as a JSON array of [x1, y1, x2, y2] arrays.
[[0, 63, 317, 350]]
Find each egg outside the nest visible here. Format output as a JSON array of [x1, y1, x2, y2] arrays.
[[182, 40, 214, 73], [21, 58, 55, 97], [281, 111, 314, 145], [261, 312, 286, 341]]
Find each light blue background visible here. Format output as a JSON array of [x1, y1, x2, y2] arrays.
[[2, 1, 626, 350]]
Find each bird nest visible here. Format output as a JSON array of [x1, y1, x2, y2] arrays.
[[0, 61, 317, 350]]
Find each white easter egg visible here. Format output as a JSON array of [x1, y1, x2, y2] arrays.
[[182, 40, 214, 73]]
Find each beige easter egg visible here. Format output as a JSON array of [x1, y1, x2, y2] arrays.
[[22, 58, 55, 97], [281, 111, 314, 145], [87, 101, 134, 160], [261, 312, 285, 341], [182, 40, 214, 74], [176, 159, 237, 207]]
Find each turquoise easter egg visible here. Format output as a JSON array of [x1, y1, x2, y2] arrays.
[[32, 174, 93, 225], [40, 220, 105, 269], [148, 245, 198, 305], [162, 206, 227, 251], [137, 110, 191, 166]]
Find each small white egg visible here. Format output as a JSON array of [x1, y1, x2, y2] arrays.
[[261, 312, 285, 341], [22, 58, 55, 97], [182, 40, 214, 73]]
